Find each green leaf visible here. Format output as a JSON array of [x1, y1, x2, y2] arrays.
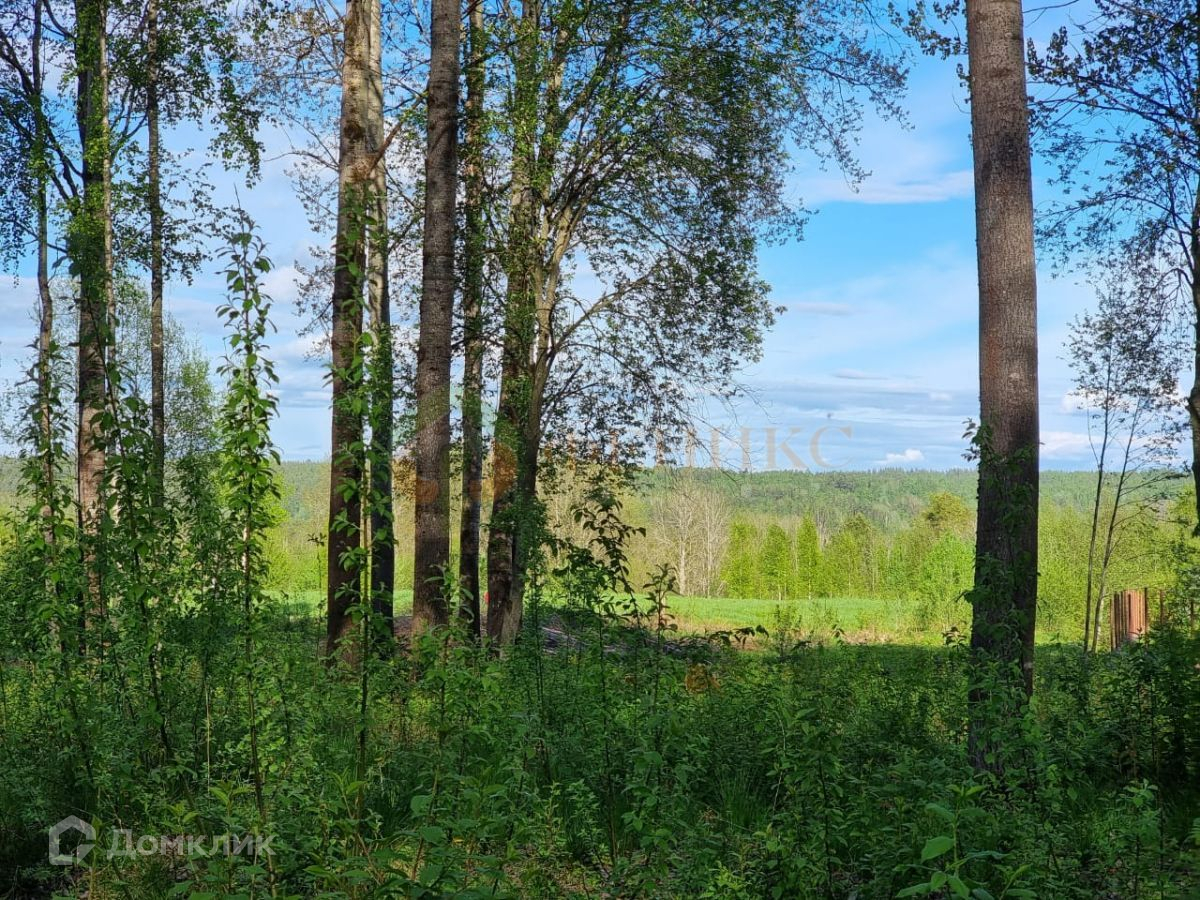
[[417, 863, 443, 886], [418, 825, 444, 844], [925, 802, 955, 823], [921, 835, 955, 861]]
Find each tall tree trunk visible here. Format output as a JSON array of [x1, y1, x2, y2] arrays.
[[1188, 187, 1200, 532], [33, 0, 54, 523], [326, 0, 372, 660], [365, 0, 394, 639], [1083, 398, 1111, 654], [147, 0, 165, 506], [412, 0, 460, 633], [485, 0, 539, 646], [965, 0, 1040, 770], [457, 0, 486, 639], [73, 0, 112, 621]]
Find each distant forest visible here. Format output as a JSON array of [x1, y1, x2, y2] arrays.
[[247, 463, 1187, 641]]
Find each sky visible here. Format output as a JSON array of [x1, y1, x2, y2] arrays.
[[734, 45, 1098, 474], [0, 11, 1113, 472]]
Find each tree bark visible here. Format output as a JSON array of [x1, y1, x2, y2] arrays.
[[412, 0, 460, 633], [1188, 186, 1200, 532], [33, 0, 54, 522], [73, 0, 113, 621], [965, 0, 1040, 769], [457, 0, 486, 640], [485, 0, 539, 646], [147, 0, 165, 506], [326, 0, 372, 660], [366, 0, 394, 639]]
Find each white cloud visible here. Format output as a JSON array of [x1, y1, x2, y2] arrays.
[[1059, 389, 1088, 413], [880, 448, 925, 466], [801, 168, 974, 206], [1041, 430, 1094, 460], [833, 368, 891, 381], [789, 68, 976, 207]]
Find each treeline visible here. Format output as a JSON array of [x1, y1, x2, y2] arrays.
[[634, 472, 1188, 640], [260, 463, 1187, 642]]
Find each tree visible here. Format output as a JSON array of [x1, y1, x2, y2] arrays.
[[1028, 0, 1199, 526], [412, 0, 460, 633], [364, 0, 394, 639], [1067, 267, 1183, 652], [823, 515, 876, 596], [0, 0, 55, 519], [760, 523, 792, 601], [456, 0, 486, 638], [482, 0, 906, 642], [128, 0, 265, 503], [915, 533, 973, 633], [793, 516, 822, 599], [145, 0, 164, 505], [722, 519, 760, 599], [965, 0, 1040, 767], [923, 491, 974, 537], [693, 487, 731, 598], [2, 0, 263, 595], [72, 0, 115, 618], [643, 471, 731, 596], [325, 0, 380, 658]]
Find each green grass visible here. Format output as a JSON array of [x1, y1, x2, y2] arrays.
[[660, 594, 918, 637], [274, 588, 414, 617], [272, 587, 922, 640]]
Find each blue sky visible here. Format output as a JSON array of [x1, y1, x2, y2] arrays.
[[725, 36, 1101, 473], [0, 13, 1111, 471]]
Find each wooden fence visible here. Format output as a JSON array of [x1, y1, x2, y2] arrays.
[[1110, 588, 1153, 649]]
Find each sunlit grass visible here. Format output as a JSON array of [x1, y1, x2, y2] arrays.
[[273, 587, 927, 641], [660, 594, 919, 637]]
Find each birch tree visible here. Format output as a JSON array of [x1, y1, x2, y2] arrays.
[[1068, 266, 1183, 652], [1029, 0, 1199, 528]]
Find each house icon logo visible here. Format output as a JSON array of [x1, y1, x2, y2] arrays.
[[48, 816, 95, 866]]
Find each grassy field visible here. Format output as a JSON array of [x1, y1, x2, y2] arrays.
[[275, 588, 926, 641], [661, 594, 918, 637]]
